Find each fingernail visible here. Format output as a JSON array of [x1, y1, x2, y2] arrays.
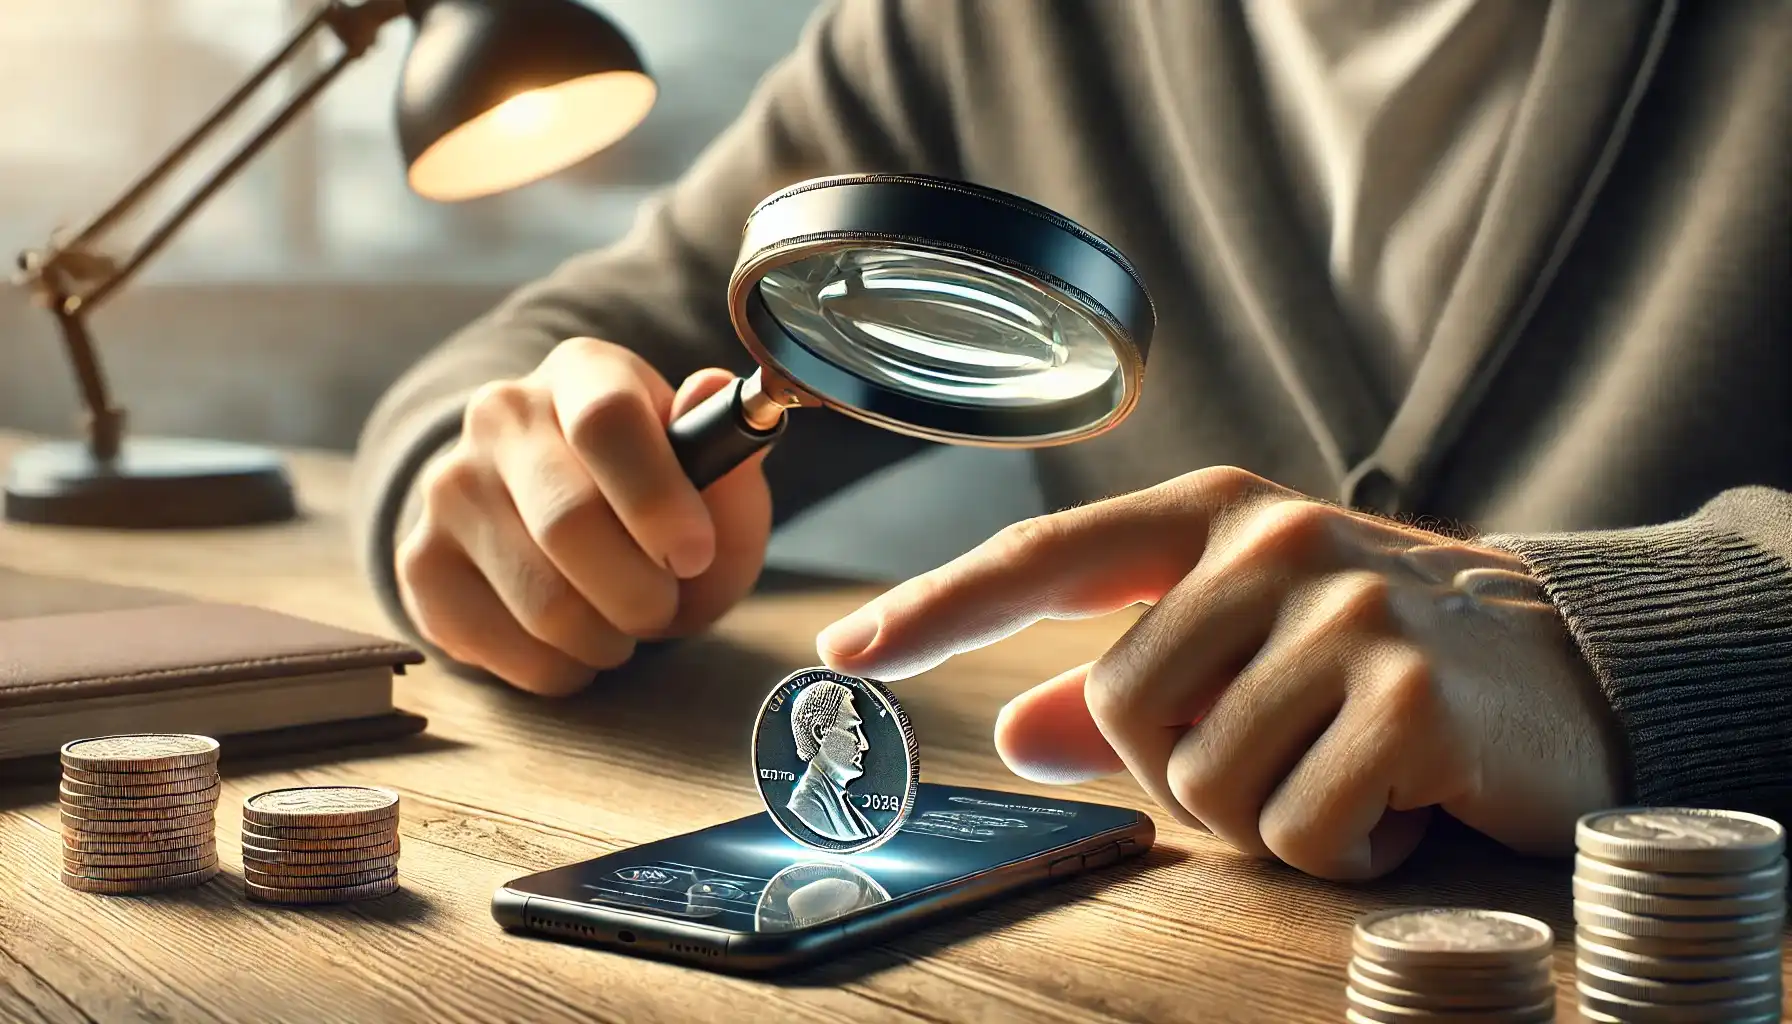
[[818, 613, 878, 659], [667, 543, 712, 580]]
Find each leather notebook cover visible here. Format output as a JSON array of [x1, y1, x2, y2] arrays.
[[0, 568, 427, 783]]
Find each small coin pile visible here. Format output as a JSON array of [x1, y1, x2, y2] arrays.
[[239, 786, 401, 904], [1347, 907, 1557, 1023], [59, 734, 222, 894], [1573, 808, 1786, 1023]]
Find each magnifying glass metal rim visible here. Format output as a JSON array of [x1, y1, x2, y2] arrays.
[[725, 173, 1156, 448]]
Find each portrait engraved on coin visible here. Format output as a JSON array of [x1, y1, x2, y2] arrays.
[[752, 667, 919, 855], [785, 679, 877, 842]]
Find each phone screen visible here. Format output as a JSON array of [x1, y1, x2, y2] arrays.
[[496, 783, 1151, 958]]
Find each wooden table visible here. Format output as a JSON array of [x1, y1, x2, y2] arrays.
[[0, 434, 1655, 1022]]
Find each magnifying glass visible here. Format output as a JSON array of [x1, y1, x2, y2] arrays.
[[666, 174, 1155, 487]]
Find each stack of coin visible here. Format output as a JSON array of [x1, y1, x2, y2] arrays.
[[1573, 808, 1786, 1023], [1347, 907, 1557, 1023], [239, 786, 401, 904], [59, 734, 222, 894]]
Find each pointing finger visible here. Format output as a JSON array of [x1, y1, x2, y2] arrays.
[[819, 491, 1210, 680]]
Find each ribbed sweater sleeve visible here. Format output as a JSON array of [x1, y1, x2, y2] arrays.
[[1482, 486, 1792, 819]]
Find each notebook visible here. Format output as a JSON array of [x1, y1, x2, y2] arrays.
[[0, 568, 426, 782]]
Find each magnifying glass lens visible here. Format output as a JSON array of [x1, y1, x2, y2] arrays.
[[757, 248, 1120, 407]]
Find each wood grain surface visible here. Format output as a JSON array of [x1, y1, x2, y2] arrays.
[[0, 432, 1776, 1022]]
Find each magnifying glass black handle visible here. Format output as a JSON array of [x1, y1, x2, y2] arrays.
[[667, 377, 787, 490]]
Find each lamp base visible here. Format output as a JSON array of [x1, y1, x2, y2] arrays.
[[3, 437, 297, 529]]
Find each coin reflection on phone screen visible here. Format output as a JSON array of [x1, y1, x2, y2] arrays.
[[752, 667, 919, 854], [755, 862, 892, 933]]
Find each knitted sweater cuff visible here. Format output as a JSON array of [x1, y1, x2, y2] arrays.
[[1482, 517, 1792, 814]]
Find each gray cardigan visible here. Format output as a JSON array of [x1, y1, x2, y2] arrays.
[[350, 1, 1792, 822]]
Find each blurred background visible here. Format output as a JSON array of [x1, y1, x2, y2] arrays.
[[0, 0, 1041, 579]]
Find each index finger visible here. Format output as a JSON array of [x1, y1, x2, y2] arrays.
[[818, 490, 1211, 680]]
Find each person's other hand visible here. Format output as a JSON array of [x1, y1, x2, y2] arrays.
[[814, 466, 1626, 880], [396, 337, 772, 696]]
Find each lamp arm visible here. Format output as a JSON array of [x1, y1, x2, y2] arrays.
[[10, 0, 406, 464], [65, 0, 408, 315]]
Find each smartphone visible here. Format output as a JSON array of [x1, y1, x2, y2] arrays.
[[492, 782, 1154, 973]]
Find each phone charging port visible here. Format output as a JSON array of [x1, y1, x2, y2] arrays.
[[617, 930, 637, 943]]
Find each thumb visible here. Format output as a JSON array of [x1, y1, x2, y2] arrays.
[[994, 662, 1126, 784], [670, 367, 740, 419]]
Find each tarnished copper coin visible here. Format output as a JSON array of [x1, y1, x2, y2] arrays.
[[59, 780, 220, 812], [241, 837, 400, 865], [243, 863, 396, 889], [59, 861, 221, 894], [242, 787, 399, 828], [60, 734, 219, 773], [63, 852, 220, 881], [61, 773, 220, 799], [63, 764, 218, 788], [60, 808, 214, 833], [243, 875, 399, 905], [244, 852, 400, 879], [57, 787, 220, 819], [240, 819, 396, 843], [62, 821, 215, 851], [63, 841, 214, 868]]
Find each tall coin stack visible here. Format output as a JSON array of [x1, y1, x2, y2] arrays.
[[58, 734, 222, 894], [1573, 808, 1786, 1023], [239, 786, 401, 905], [1347, 907, 1557, 1023]]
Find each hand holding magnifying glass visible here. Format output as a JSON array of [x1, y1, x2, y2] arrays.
[[395, 173, 1155, 695], [667, 173, 1156, 487]]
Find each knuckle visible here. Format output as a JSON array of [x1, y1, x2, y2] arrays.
[[1232, 499, 1334, 564], [1082, 650, 1142, 735], [1375, 650, 1442, 721], [502, 561, 585, 642], [987, 514, 1067, 564], [1320, 570, 1392, 635], [418, 452, 488, 513], [1166, 757, 1224, 819], [562, 385, 652, 453], [463, 379, 539, 441], [1187, 464, 1267, 502]]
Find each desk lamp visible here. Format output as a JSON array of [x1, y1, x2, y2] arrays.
[[4, 0, 656, 528]]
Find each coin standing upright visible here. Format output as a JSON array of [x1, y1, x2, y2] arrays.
[[751, 667, 920, 855]]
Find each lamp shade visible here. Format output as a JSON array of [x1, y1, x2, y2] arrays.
[[398, 0, 657, 202]]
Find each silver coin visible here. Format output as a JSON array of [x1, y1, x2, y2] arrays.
[[1574, 959, 1780, 1005], [751, 667, 919, 854], [1576, 979, 1781, 1022], [1353, 908, 1554, 969], [1350, 955, 1554, 993], [1577, 809, 1785, 874], [1575, 929, 1782, 981], [1574, 900, 1784, 941], [1572, 875, 1785, 918], [1575, 924, 1783, 959], [1578, 1010, 1779, 1024], [1573, 853, 1788, 897], [1346, 986, 1556, 1023], [1346, 961, 1553, 1011]]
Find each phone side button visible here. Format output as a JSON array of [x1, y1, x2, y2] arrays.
[[1081, 844, 1120, 870], [1048, 854, 1083, 878]]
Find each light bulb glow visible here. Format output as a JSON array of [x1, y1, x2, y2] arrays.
[[490, 88, 556, 137], [408, 71, 657, 202]]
